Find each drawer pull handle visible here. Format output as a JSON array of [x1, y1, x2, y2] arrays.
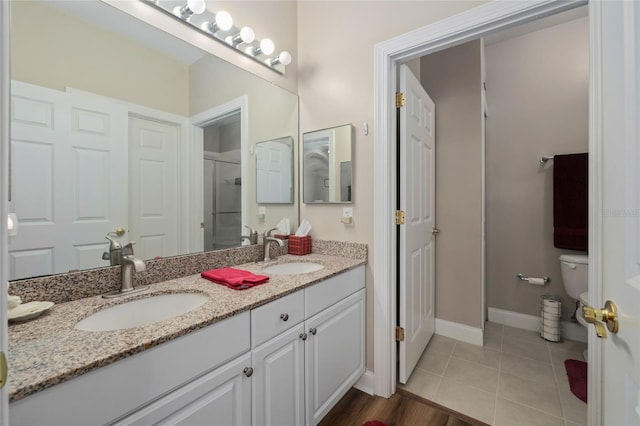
[[309, 328, 317, 335], [243, 367, 254, 377], [299, 333, 308, 341], [280, 313, 289, 322]]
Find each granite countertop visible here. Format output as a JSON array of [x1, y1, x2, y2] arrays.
[[8, 254, 365, 402]]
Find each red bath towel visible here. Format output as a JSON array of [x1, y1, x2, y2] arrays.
[[201, 267, 269, 290], [553, 153, 588, 251]]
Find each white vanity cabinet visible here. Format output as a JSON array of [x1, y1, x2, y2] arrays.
[[251, 265, 365, 426], [304, 289, 365, 425], [10, 312, 251, 426], [114, 353, 252, 426], [9, 265, 365, 426]]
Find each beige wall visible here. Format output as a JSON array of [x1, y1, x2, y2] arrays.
[[10, 1, 190, 116], [190, 55, 299, 234], [297, 0, 484, 370], [421, 41, 484, 328], [485, 17, 589, 318]]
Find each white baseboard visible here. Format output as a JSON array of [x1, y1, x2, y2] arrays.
[[487, 307, 588, 343], [488, 307, 539, 331], [435, 318, 483, 346], [354, 369, 374, 395]]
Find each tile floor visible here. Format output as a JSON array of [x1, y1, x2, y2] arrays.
[[398, 322, 588, 426]]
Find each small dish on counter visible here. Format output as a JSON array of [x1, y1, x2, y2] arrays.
[[8, 301, 54, 323]]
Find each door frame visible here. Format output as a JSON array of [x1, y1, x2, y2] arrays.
[[189, 96, 248, 254], [0, 0, 9, 421], [372, 0, 599, 421]]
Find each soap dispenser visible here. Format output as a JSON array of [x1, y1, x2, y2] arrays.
[[102, 234, 123, 266]]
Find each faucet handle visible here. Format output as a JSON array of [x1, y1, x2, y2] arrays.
[[122, 241, 137, 256]]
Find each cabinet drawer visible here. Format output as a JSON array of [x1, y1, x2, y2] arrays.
[[305, 265, 365, 318], [251, 290, 304, 347]]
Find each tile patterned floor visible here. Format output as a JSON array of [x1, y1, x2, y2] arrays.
[[398, 322, 588, 426]]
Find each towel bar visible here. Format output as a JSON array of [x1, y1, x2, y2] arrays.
[[540, 156, 555, 164]]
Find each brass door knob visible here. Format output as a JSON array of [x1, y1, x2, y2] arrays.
[[582, 300, 619, 339], [431, 227, 441, 236]]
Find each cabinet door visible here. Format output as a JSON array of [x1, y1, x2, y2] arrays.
[[252, 323, 305, 426], [115, 353, 252, 426], [305, 289, 365, 426]]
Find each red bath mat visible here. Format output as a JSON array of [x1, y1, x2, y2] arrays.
[[363, 422, 387, 426], [564, 359, 588, 403]]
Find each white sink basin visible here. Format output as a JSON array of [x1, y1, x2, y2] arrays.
[[261, 262, 324, 275], [75, 293, 209, 332]]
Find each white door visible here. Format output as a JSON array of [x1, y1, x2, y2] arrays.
[[398, 64, 436, 384], [9, 81, 128, 280], [128, 116, 179, 260], [595, 1, 640, 425]]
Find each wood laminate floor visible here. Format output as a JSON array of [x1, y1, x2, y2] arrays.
[[320, 387, 488, 426]]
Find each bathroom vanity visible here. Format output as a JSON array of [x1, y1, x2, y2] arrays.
[[8, 255, 365, 426]]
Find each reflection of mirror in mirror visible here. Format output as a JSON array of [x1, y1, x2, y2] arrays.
[[303, 125, 353, 204], [256, 137, 294, 204], [8, 0, 299, 281]]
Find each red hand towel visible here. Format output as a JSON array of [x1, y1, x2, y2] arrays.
[[201, 267, 269, 290]]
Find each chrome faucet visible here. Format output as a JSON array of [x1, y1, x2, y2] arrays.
[[241, 225, 258, 245], [262, 227, 284, 263], [103, 242, 149, 298]]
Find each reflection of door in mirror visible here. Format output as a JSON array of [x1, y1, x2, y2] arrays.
[[202, 114, 242, 250], [9, 82, 129, 280], [128, 116, 179, 261], [256, 137, 293, 204]]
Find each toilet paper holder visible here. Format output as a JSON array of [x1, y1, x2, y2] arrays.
[[517, 274, 550, 285]]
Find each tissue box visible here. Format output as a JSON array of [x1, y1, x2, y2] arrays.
[[289, 236, 311, 255]]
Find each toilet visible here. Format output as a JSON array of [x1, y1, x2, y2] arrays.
[[559, 253, 589, 360]]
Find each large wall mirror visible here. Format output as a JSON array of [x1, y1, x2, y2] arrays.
[[8, 0, 299, 281], [303, 124, 353, 204]]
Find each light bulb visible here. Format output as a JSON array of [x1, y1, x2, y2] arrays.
[[187, 0, 206, 14], [174, 0, 206, 19], [240, 26, 255, 44], [201, 11, 233, 34], [277, 51, 292, 65], [215, 11, 233, 31], [268, 51, 292, 67], [259, 38, 275, 55]]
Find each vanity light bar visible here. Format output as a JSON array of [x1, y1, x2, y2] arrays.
[[143, 0, 291, 74]]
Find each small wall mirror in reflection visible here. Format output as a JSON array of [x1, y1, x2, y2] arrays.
[[256, 137, 294, 204], [303, 124, 353, 204]]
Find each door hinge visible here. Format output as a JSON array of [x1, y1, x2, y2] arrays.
[[0, 352, 7, 389], [395, 210, 405, 225], [395, 92, 405, 108], [396, 326, 405, 342]]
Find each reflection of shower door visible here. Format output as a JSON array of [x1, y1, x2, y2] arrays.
[[203, 159, 241, 250]]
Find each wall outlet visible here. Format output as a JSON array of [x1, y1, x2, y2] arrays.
[[341, 208, 353, 225]]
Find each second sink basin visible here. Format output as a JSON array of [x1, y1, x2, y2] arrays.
[[75, 293, 209, 332], [262, 262, 324, 275]]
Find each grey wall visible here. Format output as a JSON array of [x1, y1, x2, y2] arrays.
[[421, 40, 484, 328], [485, 17, 589, 319]]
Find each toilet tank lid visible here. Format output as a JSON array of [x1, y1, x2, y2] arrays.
[[560, 254, 589, 264]]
